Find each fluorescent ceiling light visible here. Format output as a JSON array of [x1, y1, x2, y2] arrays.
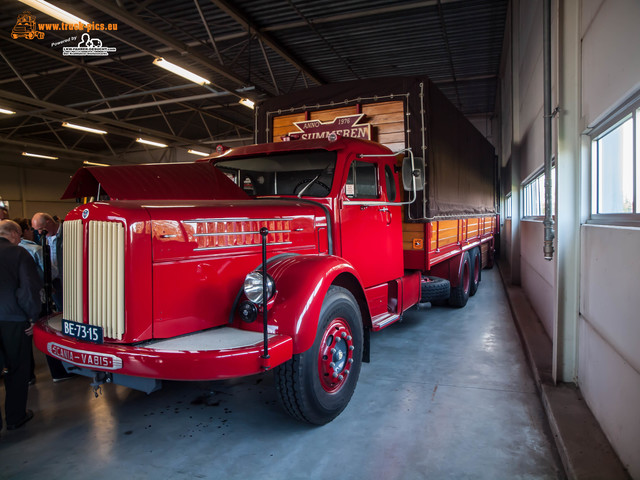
[[18, 0, 89, 25], [153, 58, 210, 86], [239, 98, 255, 109], [0, 108, 16, 115], [188, 149, 209, 156], [83, 160, 109, 167], [136, 138, 168, 148], [62, 122, 107, 135], [22, 151, 58, 160]]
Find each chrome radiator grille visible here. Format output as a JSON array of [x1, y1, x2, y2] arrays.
[[62, 219, 83, 323], [88, 221, 125, 340], [63, 220, 125, 340]]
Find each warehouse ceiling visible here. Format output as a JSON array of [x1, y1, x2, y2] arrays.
[[0, 0, 508, 171]]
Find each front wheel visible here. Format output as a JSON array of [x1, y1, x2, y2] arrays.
[[274, 286, 363, 425]]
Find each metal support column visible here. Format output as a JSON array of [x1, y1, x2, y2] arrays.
[[553, 0, 581, 384]]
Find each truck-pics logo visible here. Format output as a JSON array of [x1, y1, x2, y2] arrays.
[[287, 114, 372, 141], [63, 33, 116, 56], [11, 11, 44, 40], [10, 10, 118, 42]]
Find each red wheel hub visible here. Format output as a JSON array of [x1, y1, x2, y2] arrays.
[[318, 318, 355, 393]]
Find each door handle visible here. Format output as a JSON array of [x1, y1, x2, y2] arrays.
[[379, 206, 392, 225]]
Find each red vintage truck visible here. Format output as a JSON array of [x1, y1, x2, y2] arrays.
[[34, 76, 497, 424]]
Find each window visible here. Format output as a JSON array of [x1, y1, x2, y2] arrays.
[[522, 167, 555, 218], [384, 165, 396, 201], [346, 160, 378, 199], [591, 107, 638, 216], [505, 192, 512, 219], [215, 151, 337, 197]]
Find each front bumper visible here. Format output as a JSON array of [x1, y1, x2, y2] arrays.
[[34, 314, 293, 381]]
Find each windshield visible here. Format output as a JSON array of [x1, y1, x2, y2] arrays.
[[214, 150, 337, 197]]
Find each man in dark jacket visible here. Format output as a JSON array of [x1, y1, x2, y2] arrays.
[[30, 212, 72, 382], [0, 219, 42, 430]]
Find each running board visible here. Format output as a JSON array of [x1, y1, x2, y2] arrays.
[[371, 313, 401, 331]]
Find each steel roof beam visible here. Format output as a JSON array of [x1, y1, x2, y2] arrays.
[[209, 0, 325, 85], [0, 135, 113, 160], [436, 0, 461, 109], [0, 89, 200, 146], [0, 31, 251, 133], [88, 91, 237, 114], [194, 0, 225, 65], [82, 0, 253, 96]]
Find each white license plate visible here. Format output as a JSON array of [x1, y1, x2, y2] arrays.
[[61, 319, 103, 344]]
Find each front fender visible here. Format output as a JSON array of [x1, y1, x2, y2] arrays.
[[267, 255, 363, 354]]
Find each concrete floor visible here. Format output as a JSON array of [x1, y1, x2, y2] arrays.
[[1, 269, 565, 479]]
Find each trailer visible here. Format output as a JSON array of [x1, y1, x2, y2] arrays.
[[256, 76, 498, 306]]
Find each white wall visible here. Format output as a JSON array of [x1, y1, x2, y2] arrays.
[[520, 220, 556, 336], [501, 0, 640, 476], [0, 165, 76, 220], [581, 0, 640, 128], [580, 225, 640, 478], [509, 0, 557, 339], [578, 1, 640, 476]]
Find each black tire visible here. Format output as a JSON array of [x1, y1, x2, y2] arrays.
[[483, 242, 495, 270], [448, 251, 471, 308], [420, 276, 450, 303], [274, 286, 363, 425], [468, 248, 481, 297]]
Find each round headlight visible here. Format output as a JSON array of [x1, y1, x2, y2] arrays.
[[244, 271, 275, 304]]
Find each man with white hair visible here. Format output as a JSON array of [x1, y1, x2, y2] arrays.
[[31, 212, 62, 309], [0, 219, 42, 429]]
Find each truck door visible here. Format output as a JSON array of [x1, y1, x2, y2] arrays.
[[339, 158, 403, 288]]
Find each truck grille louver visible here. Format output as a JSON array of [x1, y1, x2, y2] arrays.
[[63, 220, 83, 323], [63, 220, 125, 340]]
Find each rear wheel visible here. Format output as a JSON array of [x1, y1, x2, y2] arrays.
[[449, 251, 471, 308], [274, 286, 363, 425], [468, 248, 481, 296], [484, 242, 495, 269]]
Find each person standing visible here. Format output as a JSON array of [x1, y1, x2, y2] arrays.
[[30, 212, 72, 382], [31, 213, 62, 310], [15, 218, 44, 385], [0, 219, 41, 430], [15, 218, 44, 278]]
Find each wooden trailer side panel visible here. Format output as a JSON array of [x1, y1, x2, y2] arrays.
[[270, 101, 405, 152], [403, 216, 497, 273]]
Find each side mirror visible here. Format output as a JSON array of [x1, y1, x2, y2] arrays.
[[402, 156, 424, 192]]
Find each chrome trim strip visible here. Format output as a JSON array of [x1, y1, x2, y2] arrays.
[[185, 217, 294, 223], [193, 229, 290, 237], [194, 241, 293, 251]]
